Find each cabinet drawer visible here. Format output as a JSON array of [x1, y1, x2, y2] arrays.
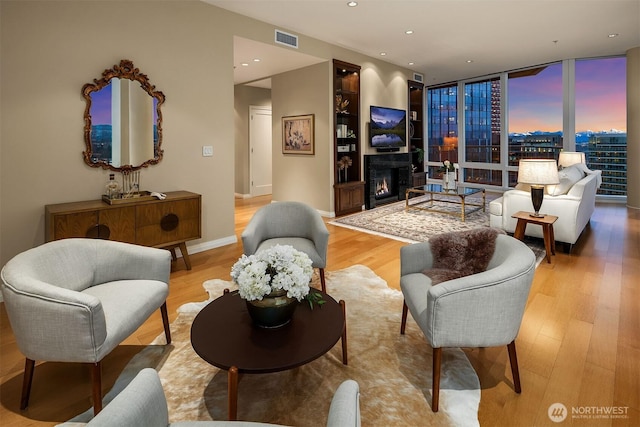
[[135, 198, 201, 247], [52, 211, 99, 240], [50, 207, 136, 242]]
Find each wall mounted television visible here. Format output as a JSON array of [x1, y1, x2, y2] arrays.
[[369, 106, 407, 151]]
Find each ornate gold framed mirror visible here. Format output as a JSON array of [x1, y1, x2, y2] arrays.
[[82, 59, 165, 172]]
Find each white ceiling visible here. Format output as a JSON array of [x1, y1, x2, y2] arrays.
[[207, 0, 640, 87]]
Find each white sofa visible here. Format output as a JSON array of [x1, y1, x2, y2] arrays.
[[490, 164, 601, 247]]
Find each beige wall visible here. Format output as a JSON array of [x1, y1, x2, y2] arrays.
[[234, 85, 272, 196], [0, 1, 236, 265], [0, 0, 416, 266], [272, 62, 333, 212]]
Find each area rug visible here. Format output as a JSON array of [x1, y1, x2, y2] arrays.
[[330, 195, 546, 264], [330, 194, 496, 243], [66, 266, 480, 427]]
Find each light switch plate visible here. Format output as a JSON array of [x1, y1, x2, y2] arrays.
[[202, 146, 213, 157]]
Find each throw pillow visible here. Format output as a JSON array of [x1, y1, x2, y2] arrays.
[[422, 228, 502, 284], [549, 164, 585, 196]]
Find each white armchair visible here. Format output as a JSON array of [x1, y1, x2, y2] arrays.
[[241, 201, 330, 292], [1, 238, 172, 415], [399, 232, 536, 411], [60, 368, 361, 427]]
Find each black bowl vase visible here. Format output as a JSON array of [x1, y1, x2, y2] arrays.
[[245, 289, 298, 328]]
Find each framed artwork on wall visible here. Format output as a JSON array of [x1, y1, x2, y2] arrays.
[[282, 114, 314, 155]]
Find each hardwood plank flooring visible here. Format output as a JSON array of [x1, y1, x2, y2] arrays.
[[0, 196, 638, 426]]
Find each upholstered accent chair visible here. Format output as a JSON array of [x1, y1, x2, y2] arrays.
[[60, 368, 361, 427], [0, 238, 172, 415], [241, 201, 330, 292], [399, 232, 536, 411]]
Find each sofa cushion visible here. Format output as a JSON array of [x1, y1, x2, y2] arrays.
[[548, 164, 584, 196]]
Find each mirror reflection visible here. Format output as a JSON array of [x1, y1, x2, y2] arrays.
[[83, 60, 165, 171]]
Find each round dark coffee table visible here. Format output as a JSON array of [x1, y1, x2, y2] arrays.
[[190, 289, 347, 420]]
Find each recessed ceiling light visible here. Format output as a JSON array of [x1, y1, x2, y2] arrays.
[[380, 52, 387, 56], [253, 58, 261, 62], [405, 30, 414, 35], [466, 59, 474, 63], [347, 1, 358, 7], [408, 62, 415, 66], [241, 63, 249, 67], [608, 33, 619, 38]]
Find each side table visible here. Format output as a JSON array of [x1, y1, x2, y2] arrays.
[[511, 210, 558, 263]]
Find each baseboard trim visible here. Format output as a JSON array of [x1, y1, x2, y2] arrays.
[[173, 235, 238, 258]]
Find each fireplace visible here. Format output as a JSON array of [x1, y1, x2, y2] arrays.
[[364, 153, 412, 209], [374, 168, 397, 201]]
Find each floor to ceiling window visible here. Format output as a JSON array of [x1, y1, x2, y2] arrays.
[[575, 57, 627, 196], [464, 77, 501, 185], [426, 84, 457, 179], [507, 63, 563, 186], [426, 55, 627, 196]]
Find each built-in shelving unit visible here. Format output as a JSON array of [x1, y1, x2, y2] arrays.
[[333, 59, 364, 216], [408, 80, 426, 187]]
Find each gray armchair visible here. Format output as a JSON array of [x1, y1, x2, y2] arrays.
[[241, 201, 330, 292], [399, 233, 536, 411], [0, 238, 172, 415], [63, 368, 361, 427]]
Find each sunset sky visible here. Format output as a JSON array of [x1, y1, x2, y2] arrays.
[[508, 57, 626, 134]]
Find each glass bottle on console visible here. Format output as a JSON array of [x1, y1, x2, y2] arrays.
[[105, 173, 121, 199]]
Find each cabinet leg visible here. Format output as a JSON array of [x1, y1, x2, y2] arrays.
[[178, 242, 192, 270]]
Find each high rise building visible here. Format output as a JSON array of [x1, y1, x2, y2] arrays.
[[578, 133, 627, 196]]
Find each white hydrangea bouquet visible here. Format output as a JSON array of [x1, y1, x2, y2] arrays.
[[231, 244, 314, 302]]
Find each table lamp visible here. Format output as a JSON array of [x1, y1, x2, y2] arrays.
[[518, 159, 560, 218], [558, 151, 586, 169]]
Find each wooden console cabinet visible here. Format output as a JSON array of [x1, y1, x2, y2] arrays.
[[45, 191, 201, 270]]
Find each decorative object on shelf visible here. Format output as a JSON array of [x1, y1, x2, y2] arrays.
[[337, 123, 348, 138], [337, 155, 353, 183], [517, 159, 560, 218], [121, 170, 141, 198], [409, 122, 415, 138], [230, 244, 315, 328], [335, 93, 350, 113], [282, 114, 315, 155], [412, 148, 425, 173], [104, 173, 121, 200], [102, 170, 152, 204]]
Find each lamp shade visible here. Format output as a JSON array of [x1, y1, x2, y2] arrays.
[[558, 151, 586, 168], [517, 159, 560, 185]]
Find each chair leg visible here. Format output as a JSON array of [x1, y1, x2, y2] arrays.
[[20, 358, 35, 410], [319, 268, 326, 293], [400, 301, 408, 335], [432, 347, 442, 412], [160, 302, 172, 344], [92, 362, 103, 415], [507, 340, 522, 393]]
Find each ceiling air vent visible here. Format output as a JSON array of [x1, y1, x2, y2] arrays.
[[413, 73, 424, 83], [275, 30, 299, 49]]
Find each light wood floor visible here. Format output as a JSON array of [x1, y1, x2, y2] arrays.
[[1, 196, 638, 426]]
